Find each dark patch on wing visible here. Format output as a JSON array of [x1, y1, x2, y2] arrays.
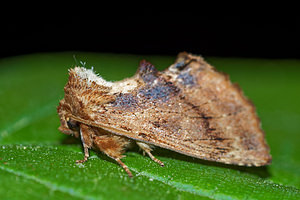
[[152, 121, 161, 128], [179, 97, 221, 140], [241, 133, 259, 150], [207, 128, 217, 132], [120, 125, 132, 132], [177, 71, 196, 86], [111, 93, 138, 110], [138, 60, 159, 83], [184, 137, 231, 142], [138, 132, 152, 141], [138, 80, 180, 102], [174, 58, 197, 71], [174, 61, 186, 70]]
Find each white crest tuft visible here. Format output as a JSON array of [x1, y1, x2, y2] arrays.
[[73, 67, 113, 87]]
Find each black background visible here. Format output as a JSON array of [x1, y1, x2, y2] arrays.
[[1, 17, 299, 59]]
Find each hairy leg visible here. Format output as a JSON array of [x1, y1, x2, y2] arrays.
[[136, 142, 164, 167], [93, 134, 133, 177], [115, 158, 133, 177]]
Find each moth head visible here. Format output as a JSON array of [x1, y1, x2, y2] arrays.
[[58, 116, 80, 138], [66, 117, 80, 131], [57, 100, 80, 137]]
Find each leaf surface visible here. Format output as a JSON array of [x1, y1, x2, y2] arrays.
[[0, 53, 299, 200]]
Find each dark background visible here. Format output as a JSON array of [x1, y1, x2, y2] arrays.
[[1, 17, 300, 59]]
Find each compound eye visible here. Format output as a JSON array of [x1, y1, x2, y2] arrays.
[[66, 118, 79, 131]]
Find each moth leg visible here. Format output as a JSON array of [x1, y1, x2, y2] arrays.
[[136, 142, 164, 167], [115, 158, 133, 178], [93, 135, 133, 177], [76, 124, 93, 164]]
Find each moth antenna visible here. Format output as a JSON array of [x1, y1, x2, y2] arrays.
[[80, 61, 86, 67], [73, 54, 79, 66]]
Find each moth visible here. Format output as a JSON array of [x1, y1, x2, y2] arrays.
[[57, 52, 271, 177]]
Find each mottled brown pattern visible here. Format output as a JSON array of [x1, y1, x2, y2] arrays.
[[57, 52, 271, 176]]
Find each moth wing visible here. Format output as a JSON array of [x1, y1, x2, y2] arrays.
[[67, 54, 271, 166]]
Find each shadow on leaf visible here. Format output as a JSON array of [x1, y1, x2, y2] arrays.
[[152, 146, 271, 178]]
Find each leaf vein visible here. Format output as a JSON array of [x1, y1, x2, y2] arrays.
[[0, 165, 99, 200], [0, 101, 57, 142]]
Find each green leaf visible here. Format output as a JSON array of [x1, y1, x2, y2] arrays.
[[0, 52, 299, 200]]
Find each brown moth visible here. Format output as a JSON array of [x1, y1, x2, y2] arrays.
[[57, 52, 271, 177]]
